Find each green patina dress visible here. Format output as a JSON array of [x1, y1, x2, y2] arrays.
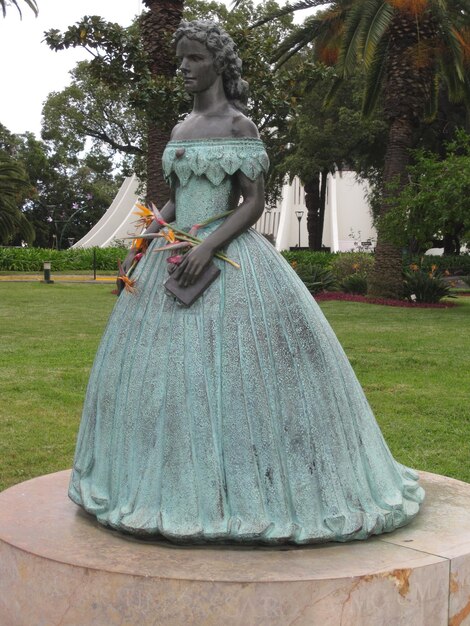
[[69, 138, 424, 543]]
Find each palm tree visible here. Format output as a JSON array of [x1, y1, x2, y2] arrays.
[[141, 0, 184, 205], [253, 0, 470, 297], [0, 154, 34, 243], [1, 0, 38, 17]]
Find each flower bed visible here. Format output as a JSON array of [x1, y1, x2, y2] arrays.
[[314, 292, 457, 308]]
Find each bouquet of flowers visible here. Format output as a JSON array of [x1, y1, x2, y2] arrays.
[[117, 203, 239, 294]]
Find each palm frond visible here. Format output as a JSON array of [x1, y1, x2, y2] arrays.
[[0, 155, 34, 243], [423, 75, 439, 121], [248, 0, 331, 29], [324, 75, 345, 107], [439, 53, 470, 106], [431, 2, 465, 83], [362, 34, 389, 116], [0, 199, 34, 243], [22, 0, 38, 15], [337, 1, 365, 76], [273, 16, 324, 64], [0, 168, 30, 196], [0, 209, 15, 235], [362, 1, 394, 68], [1, 0, 38, 18], [274, 37, 312, 66], [438, 53, 462, 97]]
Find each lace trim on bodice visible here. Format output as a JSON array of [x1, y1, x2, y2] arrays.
[[163, 138, 270, 187]]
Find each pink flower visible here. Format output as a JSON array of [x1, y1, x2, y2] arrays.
[[189, 224, 201, 237], [150, 202, 166, 226], [167, 254, 184, 265]]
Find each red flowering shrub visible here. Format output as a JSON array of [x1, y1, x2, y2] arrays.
[[314, 292, 456, 308]]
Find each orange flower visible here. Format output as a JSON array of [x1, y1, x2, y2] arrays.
[[118, 275, 137, 293], [291, 261, 298, 269], [352, 263, 360, 271], [162, 228, 176, 244], [117, 260, 137, 294], [132, 203, 154, 229], [132, 238, 149, 253], [409, 263, 419, 272]]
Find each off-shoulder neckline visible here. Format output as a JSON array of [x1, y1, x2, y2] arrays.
[[166, 137, 264, 146]]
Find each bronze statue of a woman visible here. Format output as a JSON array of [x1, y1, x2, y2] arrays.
[[69, 20, 424, 543]]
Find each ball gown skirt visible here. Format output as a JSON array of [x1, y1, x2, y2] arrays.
[[69, 138, 424, 544]]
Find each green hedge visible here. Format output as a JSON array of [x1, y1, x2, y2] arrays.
[[283, 250, 470, 276], [2, 247, 469, 276], [281, 250, 336, 267], [0, 246, 128, 272]]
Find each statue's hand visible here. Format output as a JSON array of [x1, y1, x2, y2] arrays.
[[172, 243, 215, 287]]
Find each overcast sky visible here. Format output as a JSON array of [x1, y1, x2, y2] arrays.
[[0, 0, 143, 137]]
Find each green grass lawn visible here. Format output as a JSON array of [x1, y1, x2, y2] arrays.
[[0, 283, 469, 492]]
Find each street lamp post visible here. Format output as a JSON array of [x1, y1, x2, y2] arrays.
[[59, 206, 85, 250], [295, 210, 304, 248]]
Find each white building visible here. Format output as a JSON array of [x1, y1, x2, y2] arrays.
[[255, 171, 376, 252]]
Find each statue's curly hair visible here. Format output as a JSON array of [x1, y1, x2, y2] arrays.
[[173, 20, 249, 111]]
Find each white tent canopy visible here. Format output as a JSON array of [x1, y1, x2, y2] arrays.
[[72, 175, 141, 248]]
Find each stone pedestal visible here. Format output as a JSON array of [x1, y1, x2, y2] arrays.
[[1, 470, 470, 625]]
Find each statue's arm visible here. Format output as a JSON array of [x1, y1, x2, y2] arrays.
[[172, 171, 265, 287]]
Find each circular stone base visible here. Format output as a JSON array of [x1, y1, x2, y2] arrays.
[[1, 471, 470, 625]]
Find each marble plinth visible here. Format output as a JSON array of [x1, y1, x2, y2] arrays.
[[1, 471, 470, 625]]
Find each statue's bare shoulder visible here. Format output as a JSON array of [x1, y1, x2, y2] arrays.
[[169, 108, 259, 141], [231, 114, 259, 139], [170, 121, 186, 140]]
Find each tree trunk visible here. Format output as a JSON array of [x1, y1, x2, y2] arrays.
[[141, 0, 184, 204], [368, 11, 437, 298], [305, 173, 320, 249], [146, 123, 170, 207], [443, 221, 464, 255], [368, 117, 413, 298]]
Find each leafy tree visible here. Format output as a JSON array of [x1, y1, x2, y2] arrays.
[[44, 0, 306, 201], [42, 62, 146, 172], [0, 0, 37, 18], [0, 152, 34, 244], [0, 124, 36, 244], [45, 8, 185, 204], [381, 130, 470, 254], [0, 123, 119, 248], [251, 0, 470, 297], [416, 92, 470, 157]]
